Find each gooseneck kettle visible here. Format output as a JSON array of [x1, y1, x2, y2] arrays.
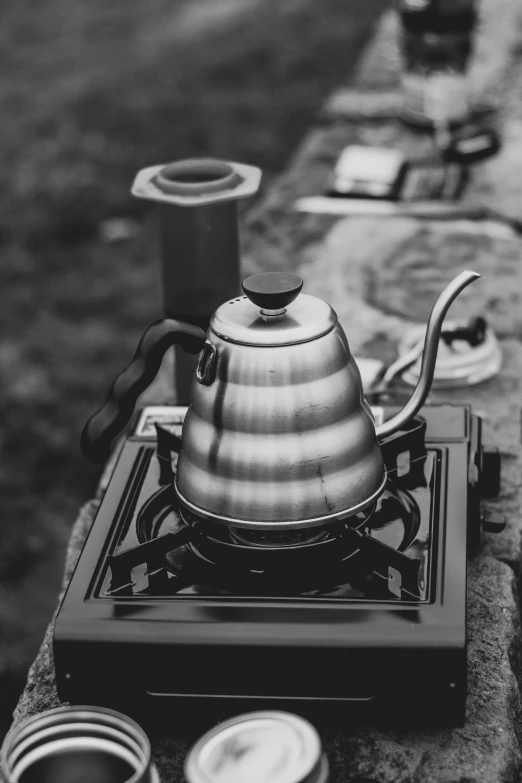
[[81, 269, 479, 529]]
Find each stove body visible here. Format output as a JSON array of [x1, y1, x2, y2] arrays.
[[54, 404, 499, 726]]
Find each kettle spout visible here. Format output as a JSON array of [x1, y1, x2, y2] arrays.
[[375, 270, 480, 440]]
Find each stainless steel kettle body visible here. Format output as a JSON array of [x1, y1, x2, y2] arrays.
[[176, 320, 386, 529], [81, 269, 479, 530]]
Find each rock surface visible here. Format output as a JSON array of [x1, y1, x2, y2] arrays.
[[323, 558, 522, 783], [3, 1, 522, 781]]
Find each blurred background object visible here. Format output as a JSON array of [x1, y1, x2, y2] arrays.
[[0, 0, 389, 742], [372, 316, 502, 392], [396, 0, 478, 128]]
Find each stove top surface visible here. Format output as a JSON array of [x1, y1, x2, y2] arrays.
[[98, 445, 438, 603], [53, 403, 499, 725]]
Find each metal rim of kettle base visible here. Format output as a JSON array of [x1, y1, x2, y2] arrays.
[[184, 711, 329, 783], [1, 705, 159, 783], [175, 473, 387, 530]]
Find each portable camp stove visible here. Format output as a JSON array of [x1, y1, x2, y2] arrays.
[[54, 404, 503, 726]]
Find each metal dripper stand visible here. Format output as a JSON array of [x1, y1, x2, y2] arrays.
[[132, 158, 261, 402]]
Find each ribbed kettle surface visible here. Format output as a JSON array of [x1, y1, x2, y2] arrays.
[[176, 325, 385, 527]]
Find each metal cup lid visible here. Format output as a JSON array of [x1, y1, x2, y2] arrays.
[[185, 711, 328, 783]]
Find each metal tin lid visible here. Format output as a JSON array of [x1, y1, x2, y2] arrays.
[[184, 711, 328, 783], [210, 274, 337, 346]]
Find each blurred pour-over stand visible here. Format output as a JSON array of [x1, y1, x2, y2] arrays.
[[132, 158, 261, 403]]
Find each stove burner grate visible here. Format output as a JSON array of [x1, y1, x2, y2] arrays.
[[54, 404, 504, 725], [106, 478, 423, 601], [101, 413, 435, 601]]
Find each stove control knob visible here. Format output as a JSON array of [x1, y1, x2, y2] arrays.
[[482, 510, 506, 534], [480, 446, 501, 498]]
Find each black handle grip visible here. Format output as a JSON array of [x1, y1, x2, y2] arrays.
[[81, 319, 206, 463], [242, 272, 303, 310]]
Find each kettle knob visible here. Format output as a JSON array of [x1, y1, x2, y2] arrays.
[[242, 272, 303, 311]]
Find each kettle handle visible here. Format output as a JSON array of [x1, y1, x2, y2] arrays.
[[81, 320, 206, 463]]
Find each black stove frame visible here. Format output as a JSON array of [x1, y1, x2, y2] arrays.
[[53, 404, 498, 727]]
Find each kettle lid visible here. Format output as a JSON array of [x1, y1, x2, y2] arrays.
[[210, 272, 337, 346]]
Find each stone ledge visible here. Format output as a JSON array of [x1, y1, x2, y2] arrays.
[[151, 560, 522, 783], [4, 545, 521, 783], [321, 557, 522, 783]]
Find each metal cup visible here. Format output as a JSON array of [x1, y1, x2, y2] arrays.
[[1, 706, 159, 783]]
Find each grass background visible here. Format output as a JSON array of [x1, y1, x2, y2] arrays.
[[0, 0, 389, 740]]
